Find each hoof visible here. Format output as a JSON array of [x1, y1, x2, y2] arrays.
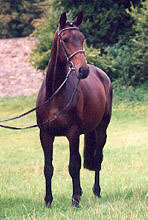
[[45, 202, 52, 208], [92, 186, 101, 198], [45, 195, 53, 208], [72, 196, 80, 208]]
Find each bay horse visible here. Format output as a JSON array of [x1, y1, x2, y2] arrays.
[[36, 12, 112, 208]]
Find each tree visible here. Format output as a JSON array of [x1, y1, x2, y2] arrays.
[[85, 0, 148, 86], [0, 0, 45, 38], [53, 0, 145, 48], [31, 0, 147, 87], [129, 0, 148, 84]]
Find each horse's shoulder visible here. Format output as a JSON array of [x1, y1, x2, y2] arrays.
[[88, 64, 112, 94]]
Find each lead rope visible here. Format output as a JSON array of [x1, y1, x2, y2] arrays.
[[0, 68, 72, 124], [0, 26, 83, 130], [0, 78, 80, 130]]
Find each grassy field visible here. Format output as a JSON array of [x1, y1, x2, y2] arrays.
[[0, 87, 147, 220]]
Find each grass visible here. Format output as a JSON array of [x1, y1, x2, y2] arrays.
[[0, 86, 148, 219]]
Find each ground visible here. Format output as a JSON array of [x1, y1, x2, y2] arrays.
[[0, 37, 43, 97]]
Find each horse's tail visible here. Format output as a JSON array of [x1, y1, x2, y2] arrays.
[[83, 130, 96, 171]]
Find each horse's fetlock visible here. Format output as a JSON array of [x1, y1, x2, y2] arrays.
[[72, 195, 80, 208], [45, 195, 53, 207], [93, 185, 101, 198]]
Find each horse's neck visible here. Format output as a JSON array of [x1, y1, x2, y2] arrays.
[[46, 33, 67, 98]]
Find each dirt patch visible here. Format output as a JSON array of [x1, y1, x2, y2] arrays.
[[0, 37, 44, 98]]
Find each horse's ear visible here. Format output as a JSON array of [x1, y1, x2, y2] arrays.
[[60, 12, 67, 28], [74, 12, 83, 26]]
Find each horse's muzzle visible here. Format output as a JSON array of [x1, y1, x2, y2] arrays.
[[78, 66, 89, 79]]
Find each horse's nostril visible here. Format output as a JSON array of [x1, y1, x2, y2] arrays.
[[78, 67, 89, 79], [79, 67, 84, 74]]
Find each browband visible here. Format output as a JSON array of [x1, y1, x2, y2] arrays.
[[58, 27, 79, 36]]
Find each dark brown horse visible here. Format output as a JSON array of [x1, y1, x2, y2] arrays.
[[36, 12, 112, 208]]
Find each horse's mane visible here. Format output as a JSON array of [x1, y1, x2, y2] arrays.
[[46, 31, 58, 97]]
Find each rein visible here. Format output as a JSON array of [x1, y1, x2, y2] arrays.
[[0, 79, 80, 130], [0, 27, 83, 130]]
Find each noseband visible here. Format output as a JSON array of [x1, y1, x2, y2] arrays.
[[58, 27, 85, 69]]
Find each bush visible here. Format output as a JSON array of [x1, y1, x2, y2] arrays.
[[85, 1, 148, 86], [85, 46, 115, 81], [86, 40, 147, 86], [0, 0, 45, 38], [52, 0, 144, 48], [30, 3, 59, 70], [130, 1, 148, 84], [85, 44, 135, 84], [113, 83, 148, 105], [31, 1, 147, 86]]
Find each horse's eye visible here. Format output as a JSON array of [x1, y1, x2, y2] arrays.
[[63, 38, 69, 43]]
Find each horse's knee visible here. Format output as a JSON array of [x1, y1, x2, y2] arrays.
[[44, 165, 54, 179]]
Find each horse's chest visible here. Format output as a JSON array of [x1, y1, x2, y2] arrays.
[[46, 105, 73, 135]]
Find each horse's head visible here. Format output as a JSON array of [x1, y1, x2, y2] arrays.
[[58, 12, 89, 79]]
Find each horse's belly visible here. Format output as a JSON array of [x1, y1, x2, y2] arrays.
[[80, 102, 105, 132]]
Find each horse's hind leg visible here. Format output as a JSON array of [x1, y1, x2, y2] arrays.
[[93, 114, 111, 198], [40, 129, 54, 208]]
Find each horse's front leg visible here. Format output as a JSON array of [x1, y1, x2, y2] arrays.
[[40, 128, 54, 208], [67, 128, 82, 207]]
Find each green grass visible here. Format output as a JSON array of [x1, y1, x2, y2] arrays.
[[0, 87, 148, 220]]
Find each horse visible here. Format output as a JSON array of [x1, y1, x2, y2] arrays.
[[36, 12, 113, 208]]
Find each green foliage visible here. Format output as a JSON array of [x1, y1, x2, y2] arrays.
[[53, 0, 144, 48], [113, 83, 148, 105], [31, 0, 147, 86], [85, 1, 148, 86], [31, 3, 59, 69], [30, 0, 143, 68], [130, 1, 148, 84], [0, 0, 45, 38], [85, 44, 139, 85], [85, 45, 115, 81], [86, 42, 147, 86]]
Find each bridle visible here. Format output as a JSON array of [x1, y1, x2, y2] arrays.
[[58, 26, 85, 68], [57, 26, 85, 80], [0, 26, 85, 130]]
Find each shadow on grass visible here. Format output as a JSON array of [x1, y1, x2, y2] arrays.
[[0, 194, 71, 219], [0, 196, 43, 219], [80, 187, 147, 208], [0, 188, 147, 218], [102, 188, 147, 202]]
